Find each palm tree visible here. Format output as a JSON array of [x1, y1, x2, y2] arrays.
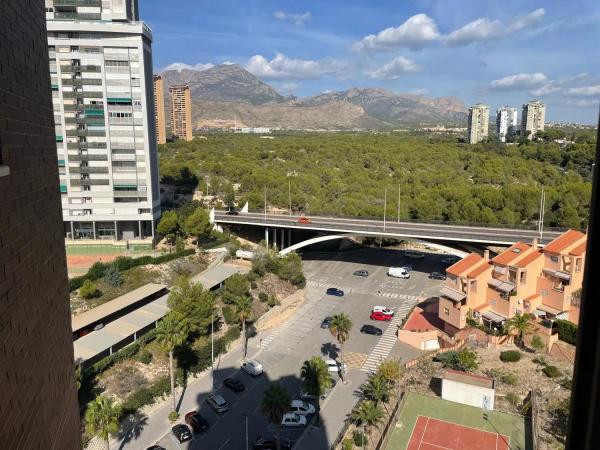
[[235, 296, 253, 358], [261, 383, 291, 450], [156, 312, 189, 412], [301, 357, 332, 422], [361, 373, 392, 413], [84, 396, 121, 450], [504, 312, 534, 346], [329, 313, 352, 380], [351, 400, 385, 441]]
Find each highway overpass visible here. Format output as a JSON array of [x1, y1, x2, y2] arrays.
[[213, 211, 564, 248]]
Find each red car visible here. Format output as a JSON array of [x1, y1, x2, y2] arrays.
[[297, 216, 312, 224], [370, 311, 393, 321]]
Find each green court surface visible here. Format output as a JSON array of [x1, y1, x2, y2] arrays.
[[387, 392, 532, 450], [65, 243, 153, 255]]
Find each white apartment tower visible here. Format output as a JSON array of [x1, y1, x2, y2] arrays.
[[496, 107, 518, 142], [521, 100, 546, 140], [467, 104, 489, 144], [47, 0, 161, 240]]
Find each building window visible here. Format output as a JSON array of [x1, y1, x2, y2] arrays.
[[520, 271, 527, 285], [551, 255, 559, 263], [541, 289, 548, 297], [444, 308, 450, 316], [576, 258, 582, 272], [470, 280, 477, 293]]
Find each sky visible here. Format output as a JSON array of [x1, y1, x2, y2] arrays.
[[141, 0, 600, 124]]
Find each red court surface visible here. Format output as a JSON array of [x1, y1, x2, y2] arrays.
[[407, 415, 510, 450]]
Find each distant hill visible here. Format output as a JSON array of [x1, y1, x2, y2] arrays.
[[158, 65, 467, 129]]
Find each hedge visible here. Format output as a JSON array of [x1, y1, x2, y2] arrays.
[[500, 350, 521, 363], [555, 319, 578, 345], [70, 249, 195, 291]]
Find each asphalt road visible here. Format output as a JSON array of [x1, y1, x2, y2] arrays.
[[127, 247, 446, 450], [214, 211, 562, 245]]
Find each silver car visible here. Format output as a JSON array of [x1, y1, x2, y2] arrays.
[[206, 393, 229, 413]]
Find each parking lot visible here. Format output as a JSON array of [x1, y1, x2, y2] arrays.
[[146, 246, 449, 450]]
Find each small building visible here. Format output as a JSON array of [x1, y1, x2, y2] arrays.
[[442, 369, 495, 410]]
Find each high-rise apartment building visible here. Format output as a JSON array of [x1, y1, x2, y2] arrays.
[[1, 1, 81, 448], [521, 100, 546, 140], [169, 84, 193, 141], [153, 74, 166, 145], [47, 0, 161, 241], [467, 103, 489, 144], [496, 106, 518, 143]]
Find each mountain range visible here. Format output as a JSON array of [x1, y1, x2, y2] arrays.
[[159, 64, 468, 130]]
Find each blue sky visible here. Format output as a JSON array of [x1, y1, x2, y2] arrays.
[[141, 0, 600, 124]]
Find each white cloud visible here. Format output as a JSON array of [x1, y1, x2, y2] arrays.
[[274, 10, 311, 26], [368, 56, 422, 80], [565, 85, 600, 96], [162, 62, 214, 72], [352, 14, 440, 51], [245, 53, 342, 80], [445, 8, 545, 46], [490, 73, 548, 90]]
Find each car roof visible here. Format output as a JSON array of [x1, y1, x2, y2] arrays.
[[325, 359, 337, 364]]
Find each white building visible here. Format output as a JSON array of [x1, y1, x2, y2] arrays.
[[521, 100, 546, 140], [496, 107, 518, 142], [467, 104, 489, 144], [47, 0, 160, 240], [441, 369, 495, 410]]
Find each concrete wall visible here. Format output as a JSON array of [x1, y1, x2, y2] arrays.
[[0, 1, 81, 448], [397, 330, 440, 350]]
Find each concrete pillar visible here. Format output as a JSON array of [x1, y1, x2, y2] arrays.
[[109, 346, 113, 356], [151, 220, 155, 242], [70, 222, 74, 239], [274, 227, 277, 249], [281, 228, 285, 249], [138, 220, 142, 239], [134, 331, 137, 341], [114, 221, 118, 240], [288, 229, 291, 247], [92, 221, 96, 239], [265, 227, 269, 247]]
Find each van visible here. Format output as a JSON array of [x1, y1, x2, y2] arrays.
[[404, 250, 425, 259], [387, 267, 410, 279]]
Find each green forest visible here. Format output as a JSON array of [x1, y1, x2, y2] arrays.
[[158, 130, 596, 230]]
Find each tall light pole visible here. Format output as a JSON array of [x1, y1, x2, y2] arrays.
[[383, 187, 387, 231]]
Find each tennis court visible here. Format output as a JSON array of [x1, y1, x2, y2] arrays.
[[407, 415, 510, 450]]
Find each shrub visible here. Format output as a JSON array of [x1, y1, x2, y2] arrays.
[[353, 429, 367, 447], [267, 296, 280, 307], [79, 279, 100, 299], [222, 305, 238, 325], [436, 349, 478, 372], [137, 351, 152, 365], [500, 350, 521, 362], [505, 391, 520, 407], [556, 319, 577, 345], [103, 265, 124, 287], [258, 292, 268, 303], [532, 356, 547, 365], [168, 410, 179, 422], [175, 236, 185, 252], [543, 365, 562, 378], [250, 281, 258, 289], [531, 335, 545, 352], [501, 373, 519, 386], [560, 377, 572, 389], [342, 438, 354, 450]]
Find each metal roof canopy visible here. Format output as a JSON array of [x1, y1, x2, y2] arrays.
[[191, 263, 249, 290], [487, 278, 516, 293], [440, 286, 466, 302], [482, 310, 507, 323]]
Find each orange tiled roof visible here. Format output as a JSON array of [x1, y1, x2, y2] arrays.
[[544, 229, 586, 254], [514, 249, 543, 268], [467, 261, 492, 278], [492, 242, 531, 265], [446, 253, 482, 276], [569, 242, 587, 256]]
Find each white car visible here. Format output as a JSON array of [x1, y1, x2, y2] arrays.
[[241, 359, 263, 376], [281, 413, 307, 427], [387, 267, 410, 279], [289, 400, 316, 415], [372, 306, 394, 316], [325, 358, 347, 373]]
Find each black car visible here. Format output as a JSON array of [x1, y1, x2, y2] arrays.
[[429, 272, 447, 280], [253, 436, 292, 450], [223, 377, 245, 392], [184, 411, 209, 433], [360, 324, 383, 336], [226, 209, 239, 215], [353, 269, 369, 277], [326, 287, 344, 297], [171, 424, 192, 443], [321, 316, 332, 329]]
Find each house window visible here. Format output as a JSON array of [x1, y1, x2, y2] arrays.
[[444, 308, 450, 316], [470, 280, 477, 293], [541, 289, 548, 297], [576, 258, 582, 273], [520, 271, 527, 285], [551, 255, 559, 263]]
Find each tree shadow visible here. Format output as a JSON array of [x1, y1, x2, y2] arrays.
[[117, 411, 149, 449], [321, 342, 340, 360]]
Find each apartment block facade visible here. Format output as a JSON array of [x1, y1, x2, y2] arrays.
[[467, 103, 489, 144], [169, 84, 193, 141], [1, 1, 80, 448], [47, 0, 161, 240], [496, 106, 518, 142], [438, 229, 586, 335], [521, 100, 546, 140], [153, 74, 166, 144]]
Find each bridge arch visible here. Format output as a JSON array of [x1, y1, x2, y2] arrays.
[[279, 233, 468, 258]]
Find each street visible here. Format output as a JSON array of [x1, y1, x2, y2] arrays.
[[120, 246, 447, 450]]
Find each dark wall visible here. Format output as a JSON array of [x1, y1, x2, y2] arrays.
[[0, 1, 81, 449]]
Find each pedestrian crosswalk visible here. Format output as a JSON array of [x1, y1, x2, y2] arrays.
[[361, 296, 421, 372]]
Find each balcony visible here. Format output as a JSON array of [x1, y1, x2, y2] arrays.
[[113, 190, 143, 198], [53, 12, 102, 20]]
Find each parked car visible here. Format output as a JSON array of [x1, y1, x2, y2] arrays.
[[387, 267, 410, 279], [281, 413, 307, 427], [360, 324, 383, 336], [429, 272, 447, 280], [372, 306, 394, 316], [325, 358, 347, 373], [301, 377, 337, 401], [371, 311, 393, 321], [353, 269, 369, 277], [225, 209, 239, 215], [297, 216, 312, 224], [289, 400, 316, 415], [184, 411, 209, 433], [171, 424, 192, 443], [404, 250, 425, 259], [321, 316, 332, 329], [241, 359, 263, 376], [206, 393, 229, 413], [326, 287, 344, 297], [223, 377, 245, 392], [441, 256, 459, 264], [253, 436, 292, 450]]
